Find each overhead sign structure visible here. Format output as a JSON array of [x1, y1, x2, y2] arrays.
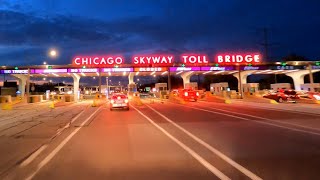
[[134, 67, 167, 72], [1, 69, 32, 74], [73, 56, 124, 66], [216, 54, 261, 64], [102, 68, 133, 72], [132, 55, 174, 66], [169, 67, 201, 72], [68, 68, 99, 73], [201, 66, 235, 71], [34, 69, 68, 73]]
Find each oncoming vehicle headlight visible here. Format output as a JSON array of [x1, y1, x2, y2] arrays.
[[110, 100, 115, 104], [125, 99, 129, 103], [184, 92, 188, 96], [196, 92, 199, 96]]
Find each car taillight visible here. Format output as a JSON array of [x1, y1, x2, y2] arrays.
[[196, 92, 199, 96], [110, 100, 115, 104], [117, 96, 121, 100], [184, 92, 188, 96], [125, 99, 129, 103]]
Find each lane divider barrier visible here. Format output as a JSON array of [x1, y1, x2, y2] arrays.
[[205, 92, 232, 104]]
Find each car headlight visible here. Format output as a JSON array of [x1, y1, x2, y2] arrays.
[[125, 99, 129, 103], [184, 92, 188, 96], [110, 100, 115, 104], [196, 92, 199, 96]]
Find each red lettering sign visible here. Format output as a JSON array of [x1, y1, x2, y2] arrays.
[[181, 54, 208, 65], [216, 54, 262, 64], [132, 55, 174, 66], [72, 56, 124, 66]]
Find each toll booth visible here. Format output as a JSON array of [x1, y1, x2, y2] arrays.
[[185, 82, 198, 90], [243, 83, 259, 95], [155, 83, 168, 98], [128, 83, 137, 92], [301, 83, 320, 92], [271, 83, 291, 91], [210, 82, 229, 95]]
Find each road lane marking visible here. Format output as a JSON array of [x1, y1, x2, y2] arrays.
[[19, 106, 89, 168], [131, 105, 230, 180], [20, 145, 48, 168], [145, 104, 262, 180], [175, 103, 320, 136], [195, 104, 320, 133], [25, 106, 103, 180], [199, 101, 320, 116]]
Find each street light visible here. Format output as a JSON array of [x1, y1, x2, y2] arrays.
[[43, 61, 47, 65], [49, 49, 57, 58]]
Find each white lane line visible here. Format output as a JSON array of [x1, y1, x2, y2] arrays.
[[25, 106, 103, 180], [20, 106, 89, 168], [145, 104, 262, 180], [177, 104, 320, 136], [20, 145, 48, 167], [131, 105, 230, 180], [199, 101, 320, 116], [195, 104, 320, 133]]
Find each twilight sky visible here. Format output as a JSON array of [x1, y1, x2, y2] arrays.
[[1, 0, 320, 66]]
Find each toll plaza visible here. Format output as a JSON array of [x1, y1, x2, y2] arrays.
[[0, 53, 319, 104]]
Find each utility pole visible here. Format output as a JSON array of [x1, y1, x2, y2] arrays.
[[260, 27, 277, 83]]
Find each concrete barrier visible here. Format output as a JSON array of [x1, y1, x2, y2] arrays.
[[168, 93, 186, 104], [64, 95, 74, 102], [28, 95, 43, 103], [0, 95, 12, 103], [132, 96, 143, 106], [205, 92, 231, 104]]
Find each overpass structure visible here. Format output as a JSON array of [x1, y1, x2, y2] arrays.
[[1, 54, 320, 101]]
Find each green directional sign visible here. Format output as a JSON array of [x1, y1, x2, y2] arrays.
[[248, 63, 252, 66], [14, 66, 18, 70], [281, 62, 287, 66], [215, 63, 219, 67], [181, 64, 186, 67], [82, 65, 86, 69], [114, 65, 119, 68], [316, 62, 320, 66], [48, 65, 53, 69]]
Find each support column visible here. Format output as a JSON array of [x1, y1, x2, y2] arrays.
[[285, 70, 309, 91], [128, 72, 134, 85], [232, 70, 256, 98], [308, 64, 315, 92], [71, 73, 80, 101], [12, 74, 28, 97], [180, 71, 194, 88]]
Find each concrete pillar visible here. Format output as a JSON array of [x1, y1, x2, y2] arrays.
[[180, 71, 195, 88], [128, 72, 134, 84], [285, 70, 309, 91], [12, 74, 28, 97], [232, 70, 255, 85], [71, 73, 80, 101]]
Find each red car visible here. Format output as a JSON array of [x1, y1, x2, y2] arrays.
[[263, 89, 299, 103], [178, 89, 200, 102], [110, 93, 129, 111]]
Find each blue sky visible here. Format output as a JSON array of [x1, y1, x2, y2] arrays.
[[1, 0, 320, 66]]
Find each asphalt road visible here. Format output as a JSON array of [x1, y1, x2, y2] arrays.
[[3, 100, 320, 180]]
